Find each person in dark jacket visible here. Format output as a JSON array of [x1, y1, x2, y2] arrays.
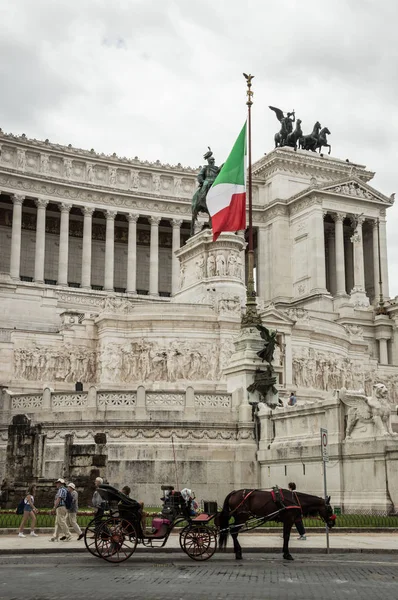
[[289, 482, 306, 540]]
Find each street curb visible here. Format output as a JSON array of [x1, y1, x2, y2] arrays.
[[1, 546, 397, 556], [2, 527, 398, 535]]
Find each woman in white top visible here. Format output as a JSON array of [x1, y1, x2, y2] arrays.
[[18, 484, 39, 538]]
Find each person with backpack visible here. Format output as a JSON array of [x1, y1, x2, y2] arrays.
[[61, 483, 84, 541], [17, 484, 38, 538], [49, 478, 71, 542]]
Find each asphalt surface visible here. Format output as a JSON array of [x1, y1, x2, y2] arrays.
[[0, 552, 397, 600]]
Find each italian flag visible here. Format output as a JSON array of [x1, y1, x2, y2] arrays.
[[207, 122, 247, 242]]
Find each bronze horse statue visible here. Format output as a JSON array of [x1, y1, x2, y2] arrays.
[[286, 119, 302, 150], [316, 127, 331, 154], [299, 121, 322, 152], [216, 488, 336, 561]]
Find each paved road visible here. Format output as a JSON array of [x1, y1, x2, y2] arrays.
[[1, 553, 397, 600]]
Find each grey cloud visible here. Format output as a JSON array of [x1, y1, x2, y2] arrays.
[[0, 0, 397, 294]]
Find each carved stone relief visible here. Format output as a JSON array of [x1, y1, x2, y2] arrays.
[[292, 348, 398, 402], [98, 339, 221, 383], [13, 346, 97, 383]]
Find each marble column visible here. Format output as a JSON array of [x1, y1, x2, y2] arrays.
[[333, 212, 346, 295], [171, 219, 182, 295], [149, 216, 161, 296], [127, 213, 138, 294], [34, 198, 49, 283], [58, 203, 71, 286], [9, 194, 24, 280], [327, 230, 336, 295], [104, 210, 117, 291], [256, 226, 269, 300], [378, 214, 390, 299], [378, 338, 389, 365], [81, 206, 94, 289], [350, 216, 365, 291], [344, 233, 354, 293], [310, 203, 327, 293], [372, 219, 380, 302]]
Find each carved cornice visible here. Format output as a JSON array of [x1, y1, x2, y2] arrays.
[[0, 130, 199, 174], [253, 147, 374, 182], [255, 203, 288, 223], [0, 172, 192, 218]]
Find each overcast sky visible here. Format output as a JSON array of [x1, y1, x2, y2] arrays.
[[0, 0, 397, 296]]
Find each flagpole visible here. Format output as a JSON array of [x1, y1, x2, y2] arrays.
[[242, 73, 261, 327]]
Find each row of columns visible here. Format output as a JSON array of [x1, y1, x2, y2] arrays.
[[326, 212, 389, 299], [9, 195, 184, 295]]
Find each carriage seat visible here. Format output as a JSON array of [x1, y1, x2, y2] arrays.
[[192, 513, 211, 521]]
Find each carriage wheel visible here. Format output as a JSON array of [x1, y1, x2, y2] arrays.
[[84, 516, 106, 558], [95, 516, 138, 563], [181, 526, 217, 561], [179, 525, 191, 552]]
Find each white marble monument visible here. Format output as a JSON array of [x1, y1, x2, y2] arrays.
[[0, 129, 397, 508]]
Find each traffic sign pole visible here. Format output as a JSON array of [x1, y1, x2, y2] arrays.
[[320, 428, 330, 554]]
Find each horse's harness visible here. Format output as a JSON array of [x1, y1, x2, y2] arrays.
[[230, 487, 301, 517]]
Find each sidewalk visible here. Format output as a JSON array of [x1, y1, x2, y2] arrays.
[[1, 532, 397, 555]]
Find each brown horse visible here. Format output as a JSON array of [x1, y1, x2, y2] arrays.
[[216, 488, 336, 561]]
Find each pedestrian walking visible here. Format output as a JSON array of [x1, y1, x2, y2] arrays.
[[49, 478, 71, 542], [17, 484, 39, 538], [92, 477, 104, 532], [288, 482, 306, 540], [63, 483, 84, 541]]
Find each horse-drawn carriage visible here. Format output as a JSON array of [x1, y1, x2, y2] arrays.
[[84, 484, 336, 563], [84, 484, 218, 563]]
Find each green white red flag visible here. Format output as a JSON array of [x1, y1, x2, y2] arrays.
[[207, 122, 247, 242]]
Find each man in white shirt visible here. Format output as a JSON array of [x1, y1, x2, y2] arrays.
[[50, 478, 71, 542]]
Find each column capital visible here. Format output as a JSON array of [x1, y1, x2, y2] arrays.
[[12, 194, 25, 205], [150, 215, 161, 226], [82, 206, 95, 217], [331, 211, 345, 223], [171, 218, 183, 228], [105, 210, 117, 220], [34, 198, 49, 209], [127, 213, 139, 223], [59, 202, 72, 213]]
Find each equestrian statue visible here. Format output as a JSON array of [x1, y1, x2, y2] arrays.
[[190, 147, 222, 237]]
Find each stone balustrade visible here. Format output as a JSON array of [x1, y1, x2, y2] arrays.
[[1, 388, 233, 424]]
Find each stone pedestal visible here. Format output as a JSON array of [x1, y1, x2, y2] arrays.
[[173, 230, 246, 304]]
